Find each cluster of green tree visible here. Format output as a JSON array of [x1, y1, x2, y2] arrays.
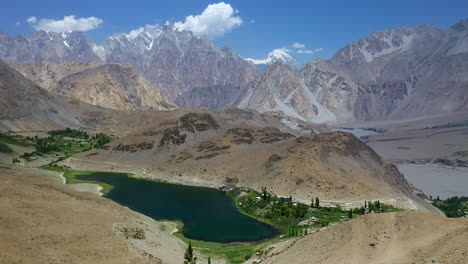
[[230, 187, 341, 232], [0, 132, 31, 146], [350, 200, 398, 215], [0, 142, 13, 154], [20, 151, 42, 161], [91, 133, 112, 148], [287, 225, 308, 236], [231, 187, 403, 237], [48, 128, 89, 139], [310, 197, 320, 208], [25, 135, 38, 142], [35, 137, 59, 153], [432, 196, 468, 218]]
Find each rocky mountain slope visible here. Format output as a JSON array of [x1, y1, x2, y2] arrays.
[[0, 60, 81, 131], [254, 211, 468, 264], [11, 61, 176, 111], [0, 24, 258, 109], [64, 107, 435, 213], [237, 19, 468, 123], [237, 62, 336, 123]]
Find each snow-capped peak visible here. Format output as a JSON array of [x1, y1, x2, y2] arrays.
[[125, 24, 160, 40], [245, 48, 302, 71]]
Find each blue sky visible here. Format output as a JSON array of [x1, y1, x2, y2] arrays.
[[1, 0, 467, 62]]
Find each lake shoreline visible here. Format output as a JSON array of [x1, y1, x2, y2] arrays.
[[43, 167, 282, 243]]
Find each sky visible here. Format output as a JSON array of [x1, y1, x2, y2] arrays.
[[1, 0, 468, 63]]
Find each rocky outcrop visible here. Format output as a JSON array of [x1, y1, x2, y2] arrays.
[[178, 113, 220, 132]]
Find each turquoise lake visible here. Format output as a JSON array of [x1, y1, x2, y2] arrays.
[[75, 172, 278, 243]]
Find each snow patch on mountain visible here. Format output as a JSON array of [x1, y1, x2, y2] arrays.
[[246, 48, 302, 71]]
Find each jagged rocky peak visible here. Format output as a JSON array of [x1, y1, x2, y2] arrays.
[[0, 30, 102, 63], [450, 19, 468, 32], [333, 24, 439, 64]]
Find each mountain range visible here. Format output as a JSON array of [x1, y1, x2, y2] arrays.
[[237, 19, 468, 123], [0, 24, 257, 110], [1, 19, 468, 123]]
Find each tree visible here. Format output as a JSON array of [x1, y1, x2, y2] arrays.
[[348, 209, 353, 219], [315, 197, 320, 208], [261, 187, 268, 200], [364, 200, 367, 208], [184, 241, 196, 264], [310, 198, 314, 208], [208, 257, 211, 264]]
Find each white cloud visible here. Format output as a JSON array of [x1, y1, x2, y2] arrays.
[[297, 49, 314, 54], [292, 42, 305, 49], [29, 15, 103, 33], [26, 16, 37, 23], [174, 2, 243, 39], [16, 22, 21, 26], [127, 24, 159, 39], [296, 47, 324, 55]]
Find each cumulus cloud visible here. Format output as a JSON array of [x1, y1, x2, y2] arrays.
[[28, 15, 103, 33], [314, 48, 324, 52], [26, 16, 37, 23], [292, 42, 305, 49], [127, 24, 159, 39], [174, 2, 243, 39], [16, 22, 21, 26]]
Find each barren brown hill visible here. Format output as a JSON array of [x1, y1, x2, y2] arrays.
[[0, 60, 81, 131], [66, 108, 435, 212], [255, 212, 468, 264], [9, 61, 176, 111], [0, 167, 185, 264]]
